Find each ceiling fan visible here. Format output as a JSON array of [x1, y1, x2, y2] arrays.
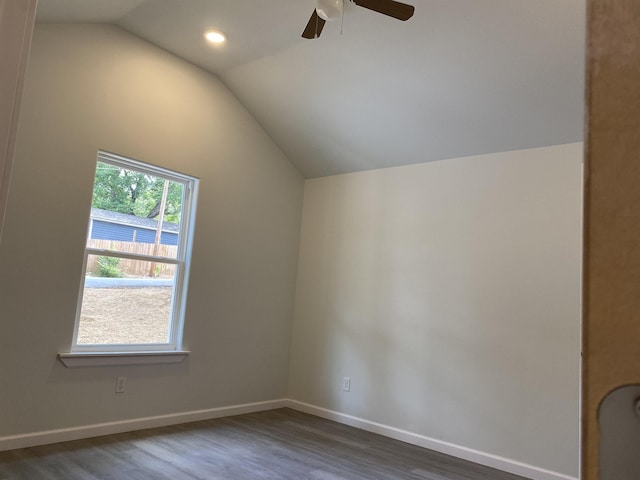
[[302, 0, 415, 39]]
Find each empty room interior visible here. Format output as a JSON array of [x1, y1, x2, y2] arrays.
[[0, 1, 586, 479]]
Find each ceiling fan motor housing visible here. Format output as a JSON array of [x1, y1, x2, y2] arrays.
[[316, 0, 343, 21]]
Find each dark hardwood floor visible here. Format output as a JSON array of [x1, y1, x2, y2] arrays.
[[0, 408, 530, 479]]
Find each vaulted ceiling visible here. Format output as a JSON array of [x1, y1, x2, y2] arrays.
[[36, 0, 586, 178]]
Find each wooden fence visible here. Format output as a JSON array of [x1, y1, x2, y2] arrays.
[[87, 239, 177, 278]]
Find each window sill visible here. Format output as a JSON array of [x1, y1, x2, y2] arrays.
[[58, 350, 190, 367]]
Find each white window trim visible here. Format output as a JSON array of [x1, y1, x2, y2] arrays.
[[58, 350, 190, 368], [62, 150, 199, 362]]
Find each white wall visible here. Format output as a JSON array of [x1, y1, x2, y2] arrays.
[[0, 0, 36, 243], [289, 144, 582, 477], [0, 25, 303, 437], [0, 22, 582, 480]]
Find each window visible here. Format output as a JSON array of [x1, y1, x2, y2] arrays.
[[70, 151, 198, 355]]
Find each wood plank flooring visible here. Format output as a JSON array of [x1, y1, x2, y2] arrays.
[[0, 408, 530, 480]]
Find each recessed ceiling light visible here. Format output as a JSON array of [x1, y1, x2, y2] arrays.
[[205, 31, 226, 44]]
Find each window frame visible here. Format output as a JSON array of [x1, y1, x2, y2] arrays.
[[70, 150, 198, 354]]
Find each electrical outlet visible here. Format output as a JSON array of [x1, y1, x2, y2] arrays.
[[115, 376, 126, 394], [342, 377, 351, 392]]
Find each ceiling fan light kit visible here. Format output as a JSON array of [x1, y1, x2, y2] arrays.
[[302, 0, 415, 39], [316, 0, 344, 21]]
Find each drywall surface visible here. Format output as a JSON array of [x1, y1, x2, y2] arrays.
[[289, 144, 582, 477], [0, 0, 36, 243], [0, 25, 303, 436]]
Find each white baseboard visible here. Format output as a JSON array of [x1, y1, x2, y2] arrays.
[[285, 399, 577, 480], [0, 398, 287, 452], [0, 397, 578, 480]]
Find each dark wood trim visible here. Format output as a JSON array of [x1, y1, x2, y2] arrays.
[[583, 0, 640, 478]]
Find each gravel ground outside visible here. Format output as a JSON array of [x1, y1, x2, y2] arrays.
[[77, 287, 173, 344]]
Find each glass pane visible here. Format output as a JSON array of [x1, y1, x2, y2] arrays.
[[88, 162, 184, 259], [76, 255, 177, 345]]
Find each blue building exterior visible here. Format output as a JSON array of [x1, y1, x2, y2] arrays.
[[89, 208, 179, 246]]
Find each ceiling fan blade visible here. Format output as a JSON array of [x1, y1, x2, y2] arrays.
[[353, 0, 415, 21], [302, 10, 326, 39]]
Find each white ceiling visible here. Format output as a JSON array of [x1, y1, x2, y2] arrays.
[[36, 0, 586, 178]]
